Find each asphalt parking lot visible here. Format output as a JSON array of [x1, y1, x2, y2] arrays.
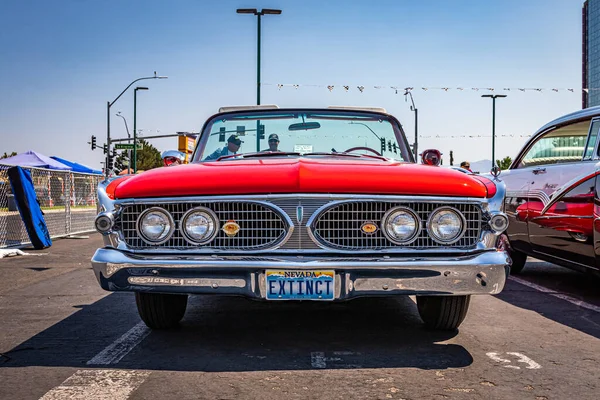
[[0, 234, 599, 400]]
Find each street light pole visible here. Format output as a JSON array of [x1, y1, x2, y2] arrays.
[[105, 72, 167, 178], [404, 90, 418, 160], [115, 112, 131, 174], [133, 87, 149, 174], [237, 8, 282, 152], [481, 94, 507, 169]]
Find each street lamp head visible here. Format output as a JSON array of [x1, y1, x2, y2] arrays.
[[135, 86, 149, 91], [261, 9, 282, 14], [237, 8, 258, 14], [153, 71, 168, 79], [482, 94, 507, 99]]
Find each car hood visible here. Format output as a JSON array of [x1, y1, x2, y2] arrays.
[[113, 158, 491, 199]]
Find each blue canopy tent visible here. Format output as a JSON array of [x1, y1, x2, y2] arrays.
[[50, 156, 102, 175], [1, 151, 72, 170]]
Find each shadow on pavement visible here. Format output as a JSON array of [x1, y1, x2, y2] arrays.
[[0, 294, 473, 372], [498, 262, 600, 339]]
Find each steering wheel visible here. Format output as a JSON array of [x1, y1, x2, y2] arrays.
[[343, 146, 382, 156]]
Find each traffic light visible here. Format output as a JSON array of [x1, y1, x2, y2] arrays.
[[258, 124, 265, 139], [237, 126, 245, 136], [107, 155, 114, 171], [450, 150, 454, 166], [380, 138, 386, 154], [219, 127, 226, 142], [91, 135, 96, 150], [392, 143, 398, 154], [387, 140, 392, 152]]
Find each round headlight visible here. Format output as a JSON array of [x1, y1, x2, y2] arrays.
[[181, 207, 219, 244], [382, 207, 421, 244], [137, 207, 174, 244], [427, 207, 466, 244]]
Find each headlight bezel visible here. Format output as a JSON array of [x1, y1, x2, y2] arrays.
[[136, 206, 175, 245], [180, 206, 219, 245], [381, 206, 422, 245], [426, 206, 467, 245]]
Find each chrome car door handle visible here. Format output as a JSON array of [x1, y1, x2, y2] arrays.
[[532, 167, 546, 175]]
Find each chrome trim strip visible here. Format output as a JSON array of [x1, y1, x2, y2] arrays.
[[540, 166, 600, 215], [113, 193, 490, 206]]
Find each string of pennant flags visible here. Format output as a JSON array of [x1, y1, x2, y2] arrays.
[[419, 134, 532, 139], [264, 83, 596, 93]]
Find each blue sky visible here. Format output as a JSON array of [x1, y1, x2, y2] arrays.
[[0, 0, 584, 169]]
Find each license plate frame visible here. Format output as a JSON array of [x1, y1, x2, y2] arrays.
[[265, 270, 335, 301]]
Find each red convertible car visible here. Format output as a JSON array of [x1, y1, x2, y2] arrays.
[[91, 106, 510, 331], [501, 106, 600, 276]]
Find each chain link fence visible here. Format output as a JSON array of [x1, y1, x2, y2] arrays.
[[0, 164, 102, 248]]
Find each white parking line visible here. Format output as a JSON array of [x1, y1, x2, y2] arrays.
[[39, 369, 151, 400], [40, 322, 152, 399], [86, 322, 151, 365], [508, 276, 600, 313]]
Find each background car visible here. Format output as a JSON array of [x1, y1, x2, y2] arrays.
[[501, 106, 600, 276]]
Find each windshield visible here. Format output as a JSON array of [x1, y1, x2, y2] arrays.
[[192, 109, 411, 162]]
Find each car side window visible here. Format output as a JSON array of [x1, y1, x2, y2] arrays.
[[584, 119, 600, 160], [518, 120, 591, 168]]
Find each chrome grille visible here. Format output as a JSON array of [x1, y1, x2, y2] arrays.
[[120, 202, 287, 250], [268, 198, 325, 250], [312, 201, 481, 250]]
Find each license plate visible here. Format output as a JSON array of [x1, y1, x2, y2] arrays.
[[266, 270, 335, 300]]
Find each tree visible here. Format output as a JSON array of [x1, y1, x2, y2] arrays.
[[114, 139, 162, 172], [496, 156, 512, 170], [1, 151, 17, 159]]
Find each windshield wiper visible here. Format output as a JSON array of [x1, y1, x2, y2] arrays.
[[304, 152, 391, 162], [303, 152, 360, 158], [216, 152, 300, 161], [241, 152, 301, 159]]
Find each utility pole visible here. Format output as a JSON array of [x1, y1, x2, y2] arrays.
[[481, 94, 507, 169]]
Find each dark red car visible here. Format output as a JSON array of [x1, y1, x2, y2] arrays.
[[501, 106, 600, 276]]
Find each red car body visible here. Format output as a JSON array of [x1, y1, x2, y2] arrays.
[[91, 106, 510, 331]]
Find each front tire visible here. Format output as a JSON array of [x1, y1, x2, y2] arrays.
[[508, 248, 527, 275], [135, 292, 188, 329], [416, 295, 470, 330]]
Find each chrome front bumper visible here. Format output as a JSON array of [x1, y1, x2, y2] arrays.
[[91, 249, 510, 299]]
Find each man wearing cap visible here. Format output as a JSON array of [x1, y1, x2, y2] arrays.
[[261, 133, 280, 152], [204, 135, 243, 161]]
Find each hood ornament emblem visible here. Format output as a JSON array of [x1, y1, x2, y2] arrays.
[[222, 220, 240, 237], [296, 205, 304, 224]]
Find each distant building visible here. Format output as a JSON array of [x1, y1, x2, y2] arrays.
[[583, 0, 600, 108]]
